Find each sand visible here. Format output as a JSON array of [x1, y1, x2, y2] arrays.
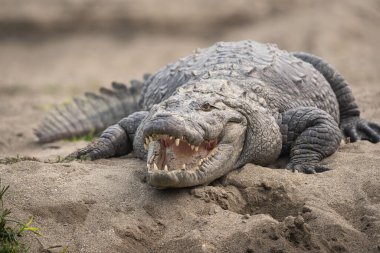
[[0, 0, 379, 252]]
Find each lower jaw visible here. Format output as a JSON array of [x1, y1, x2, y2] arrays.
[[147, 159, 212, 188]]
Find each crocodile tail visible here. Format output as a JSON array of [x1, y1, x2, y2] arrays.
[[34, 77, 148, 143]]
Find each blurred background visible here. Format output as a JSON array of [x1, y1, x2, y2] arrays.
[[0, 0, 379, 155]]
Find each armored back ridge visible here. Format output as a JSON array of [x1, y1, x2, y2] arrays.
[[35, 78, 147, 143]]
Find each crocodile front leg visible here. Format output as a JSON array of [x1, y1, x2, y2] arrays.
[[65, 111, 148, 161], [279, 107, 342, 173]]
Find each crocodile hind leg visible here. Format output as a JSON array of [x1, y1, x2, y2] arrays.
[[292, 52, 380, 143], [279, 107, 342, 173], [65, 111, 148, 161]]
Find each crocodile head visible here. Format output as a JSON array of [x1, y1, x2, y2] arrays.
[[136, 80, 282, 188]]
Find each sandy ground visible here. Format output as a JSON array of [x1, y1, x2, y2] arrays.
[[0, 0, 379, 252]]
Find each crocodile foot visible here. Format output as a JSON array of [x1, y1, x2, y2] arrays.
[[63, 124, 132, 162], [64, 138, 116, 161]]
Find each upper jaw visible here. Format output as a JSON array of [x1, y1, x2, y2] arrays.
[[143, 133, 206, 152], [142, 118, 204, 147]]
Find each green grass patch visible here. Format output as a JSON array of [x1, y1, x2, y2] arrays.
[[0, 180, 68, 253], [0, 180, 41, 252], [0, 156, 40, 165], [65, 129, 97, 143]]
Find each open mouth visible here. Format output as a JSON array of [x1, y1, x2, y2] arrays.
[[144, 134, 218, 172]]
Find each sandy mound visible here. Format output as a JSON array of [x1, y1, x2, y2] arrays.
[[0, 0, 379, 252]]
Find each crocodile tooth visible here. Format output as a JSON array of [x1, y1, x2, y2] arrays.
[[182, 164, 186, 170], [147, 163, 151, 169], [153, 163, 159, 170], [175, 138, 180, 146], [164, 165, 168, 171], [169, 136, 173, 140], [191, 145, 195, 150], [145, 137, 149, 144], [195, 146, 199, 152], [149, 136, 153, 142], [198, 160, 202, 166], [144, 143, 148, 150]]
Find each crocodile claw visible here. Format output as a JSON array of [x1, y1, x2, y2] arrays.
[[341, 118, 380, 143], [286, 163, 331, 174]]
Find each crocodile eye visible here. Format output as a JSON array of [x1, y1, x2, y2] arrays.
[[200, 102, 213, 112]]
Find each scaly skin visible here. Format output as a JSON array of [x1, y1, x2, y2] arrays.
[[41, 40, 379, 188]]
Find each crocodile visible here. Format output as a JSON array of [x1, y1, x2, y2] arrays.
[[35, 40, 380, 189]]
